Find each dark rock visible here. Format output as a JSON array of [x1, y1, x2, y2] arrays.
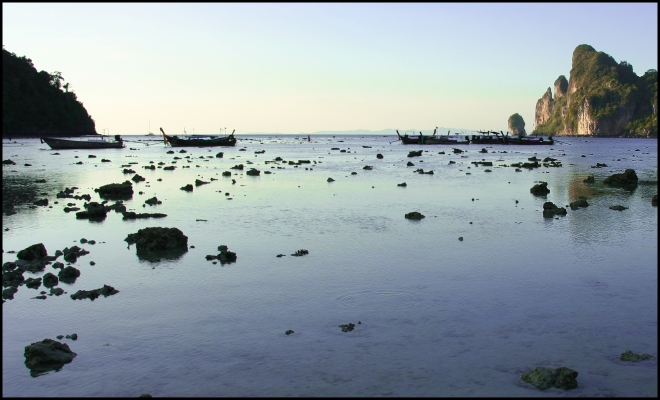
[[376, 154, 383, 159], [652, 195, 657, 207], [609, 205, 628, 211], [163, 165, 176, 171], [95, 181, 133, 200], [65, 333, 78, 340], [216, 152, 224, 158], [620, 350, 655, 362], [50, 287, 64, 296], [70, 284, 119, 300], [363, 165, 373, 170], [543, 202, 567, 218], [530, 182, 550, 196], [339, 323, 356, 332], [180, 184, 193, 192], [122, 212, 167, 220], [125, 227, 188, 255], [33, 198, 49, 206], [230, 164, 244, 170], [407, 161, 415, 166], [3, 269, 25, 288], [452, 148, 463, 154], [291, 249, 308, 257], [58, 266, 81, 283], [3, 286, 19, 300], [604, 169, 638, 188], [17, 243, 48, 261], [25, 277, 42, 289], [583, 175, 595, 183], [405, 211, 425, 220], [144, 197, 162, 206], [24, 338, 77, 376], [570, 196, 589, 210], [2, 159, 16, 165], [246, 168, 261, 176], [407, 150, 423, 157], [222, 171, 231, 177], [285, 330, 294, 335], [122, 168, 136, 174], [521, 366, 578, 390], [132, 174, 146, 183], [397, 182, 407, 187], [327, 177, 335, 182], [195, 179, 210, 186]]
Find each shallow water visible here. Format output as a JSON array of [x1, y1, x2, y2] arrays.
[[2, 135, 657, 397]]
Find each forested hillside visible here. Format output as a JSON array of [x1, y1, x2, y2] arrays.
[[3, 48, 96, 137]]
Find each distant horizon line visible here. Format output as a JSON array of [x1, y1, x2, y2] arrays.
[[137, 127, 489, 136]]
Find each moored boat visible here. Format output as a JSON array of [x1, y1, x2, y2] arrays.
[[397, 128, 470, 145], [160, 128, 236, 147], [40, 135, 125, 150]]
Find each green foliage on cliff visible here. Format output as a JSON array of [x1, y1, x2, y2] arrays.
[[2, 47, 96, 137], [507, 113, 525, 134], [534, 44, 657, 137]]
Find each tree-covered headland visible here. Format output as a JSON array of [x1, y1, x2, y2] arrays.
[[3, 47, 96, 138]]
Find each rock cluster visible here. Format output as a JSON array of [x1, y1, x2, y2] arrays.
[[620, 350, 655, 362], [603, 169, 638, 188], [205, 245, 237, 264], [521, 366, 578, 390], [543, 202, 567, 218], [70, 284, 119, 300]]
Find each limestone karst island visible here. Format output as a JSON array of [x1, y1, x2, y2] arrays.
[[533, 44, 657, 138]]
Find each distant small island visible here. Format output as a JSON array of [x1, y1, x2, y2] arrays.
[[533, 44, 657, 138], [2, 48, 97, 138]]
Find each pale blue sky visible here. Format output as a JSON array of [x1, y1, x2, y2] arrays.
[[3, 3, 657, 135]]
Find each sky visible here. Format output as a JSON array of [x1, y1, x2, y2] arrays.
[[2, 3, 658, 135]]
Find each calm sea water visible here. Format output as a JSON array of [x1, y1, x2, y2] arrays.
[[2, 135, 657, 397]]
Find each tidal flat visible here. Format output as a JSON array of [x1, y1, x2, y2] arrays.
[[2, 135, 657, 397]]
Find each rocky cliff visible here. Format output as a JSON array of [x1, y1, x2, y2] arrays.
[[533, 45, 657, 137], [2, 48, 96, 138], [508, 113, 526, 136]]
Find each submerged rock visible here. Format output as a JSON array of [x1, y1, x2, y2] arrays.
[[291, 249, 309, 257], [70, 284, 119, 300], [569, 196, 589, 210], [24, 338, 77, 377], [609, 205, 628, 211], [620, 350, 655, 362], [521, 366, 578, 390]]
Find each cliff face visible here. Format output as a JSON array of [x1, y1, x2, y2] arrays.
[[534, 45, 657, 137], [534, 88, 554, 128], [2, 48, 96, 137], [508, 113, 526, 136]]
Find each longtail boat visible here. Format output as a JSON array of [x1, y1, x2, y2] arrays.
[[160, 127, 236, 147], [397, 128, 470, 145], [469, 131, 553, 145], [40, 135, 125, 150]]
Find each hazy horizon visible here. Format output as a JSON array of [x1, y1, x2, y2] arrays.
[[3, 3, 657, 135]]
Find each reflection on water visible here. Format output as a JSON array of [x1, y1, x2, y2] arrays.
[[2, 136, 657, 397]]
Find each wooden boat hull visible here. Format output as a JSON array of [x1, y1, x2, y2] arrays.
[[469, 136, 553, 145], [41, 137, 124, 150], [163, 134, 236, 147], [400, 136, 470, 145]]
